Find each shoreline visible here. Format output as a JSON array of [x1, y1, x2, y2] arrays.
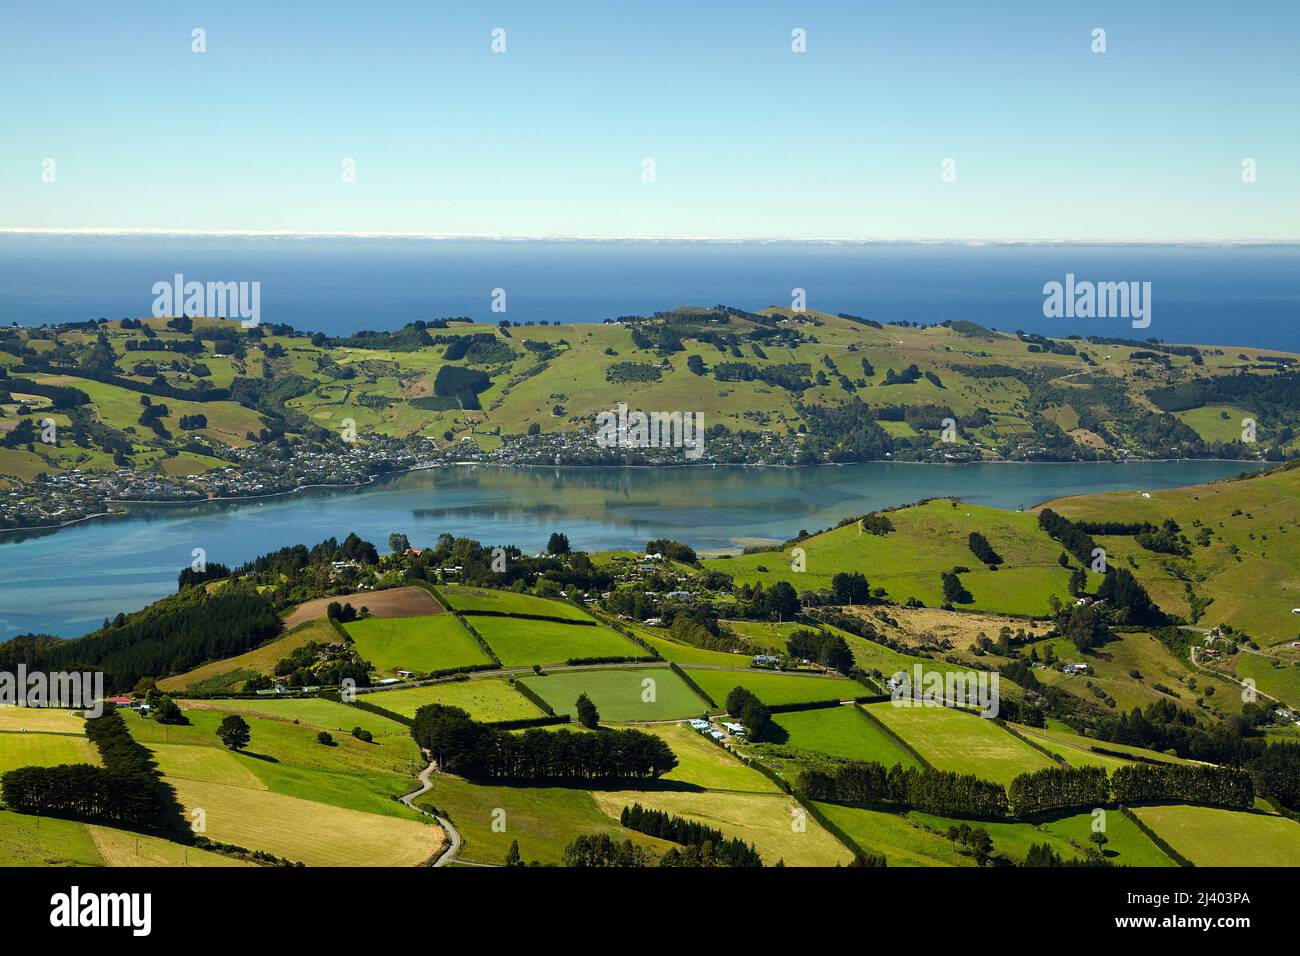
[[0, 456, 1269, 542]]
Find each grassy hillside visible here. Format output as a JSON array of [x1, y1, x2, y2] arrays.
[[160, 617, 338, 693], [122, 703, 440, 866], [706, 499, 1100, 616], [1042, 463, 1300, 640], [5, 309, 1296, 494]]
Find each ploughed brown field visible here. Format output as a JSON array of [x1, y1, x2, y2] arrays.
[[280, 586, 443, 630]]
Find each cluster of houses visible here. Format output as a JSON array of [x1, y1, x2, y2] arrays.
[[0, 433, 428, 531]]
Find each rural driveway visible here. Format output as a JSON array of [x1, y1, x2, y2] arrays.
[[400, 756, 462, 867]]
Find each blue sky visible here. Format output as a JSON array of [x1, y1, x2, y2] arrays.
[[1, 1, 1297, 240]]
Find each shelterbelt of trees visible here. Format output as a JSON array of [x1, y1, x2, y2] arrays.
[[0, 709, 175, 826], [798, 757, 1255, 820], [5, 306, 1300, 484], [411, 704, 678, 781]]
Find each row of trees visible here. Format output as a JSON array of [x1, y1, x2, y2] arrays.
[[1037, 508, 1096, 562], [799, 750, 1255, 821], [411, 704, 677, 781], [967, 531, 1003, 566], [1007, 766, 1110, 815], [796, 760, 1009, 819], [1111, 763, 1254, 809], [1092, 699, 1300, 810], [0, 709, 165, 825], [620, 804, 762, 867]]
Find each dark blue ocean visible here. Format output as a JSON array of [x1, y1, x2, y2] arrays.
[[1, 236, 1297, 350]]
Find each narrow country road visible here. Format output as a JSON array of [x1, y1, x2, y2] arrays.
[[400, 756, 463, 867]]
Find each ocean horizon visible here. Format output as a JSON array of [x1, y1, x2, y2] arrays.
[[2, 235, 1298, 351]]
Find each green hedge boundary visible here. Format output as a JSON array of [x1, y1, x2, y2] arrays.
[[853, 703, 933, 770], [1118, 805, 1194, 867], [668, 662, 717, 709]]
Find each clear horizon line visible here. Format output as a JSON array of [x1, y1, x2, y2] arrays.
[[2, 227, 1298, 246]]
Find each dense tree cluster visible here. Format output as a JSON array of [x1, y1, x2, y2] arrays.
[[830, 571, 870, 604], [724, 686, 773, 740], [620, 804, 762, 867], [561, 833, 656, 867], [1111, 763, 1254, 809], [796, 760, 1009, 819], [735, 580, 800, 621], [411, 704, 677, 781], [786, 629, 854, 673], [0, 584, 282, 693], [1008, 765, 1110, 815], [1037, 508, 1096, 563], [176, 562, 231, 590], [1096, 567, 1168, 626], [967, 532, 1003, 567], [941, 571, 973, 605], [645, 538, 698, 564]]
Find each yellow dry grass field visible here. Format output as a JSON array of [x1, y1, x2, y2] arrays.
[[0, 706, 88, 734], [87, 826, 254, 867], [168, 776, 443, 867], [588, 789, 852, 867]]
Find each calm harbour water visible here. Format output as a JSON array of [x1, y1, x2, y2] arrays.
[[0, 459, 1262, 638]]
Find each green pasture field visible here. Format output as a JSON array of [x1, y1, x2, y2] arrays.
[[415, 774, 674, 866], [120, 705, 436, 866], [472, 615, 640, 666], [721, 620, 811, 652], [685, 667, 861, 709], [0, 732, 100, 774], [646, 723, 783, 792], [907, 808, 1175, 867], [632, 626, 758, 667], [518, 667, 707, 722], [344, 613, 491, 674], [1233, 651, 1300, 709], [1173, 405, 1255, 444], [0, 809, 250, 867], [1044, 464, 1300, 639], [177, 697, 410, 737], [166, 775, 439, 867], [812, 803, 972, 866], [359, 678, 543, 722], [0, 706, 88, 734], [1131, 805, 1300, 866], [704, 500, 1088, 618], [1008, 723, 1190, 771], [863, 702, 1056, 785], [439, 584, 595, 621], [769, 704, 921, 767]]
